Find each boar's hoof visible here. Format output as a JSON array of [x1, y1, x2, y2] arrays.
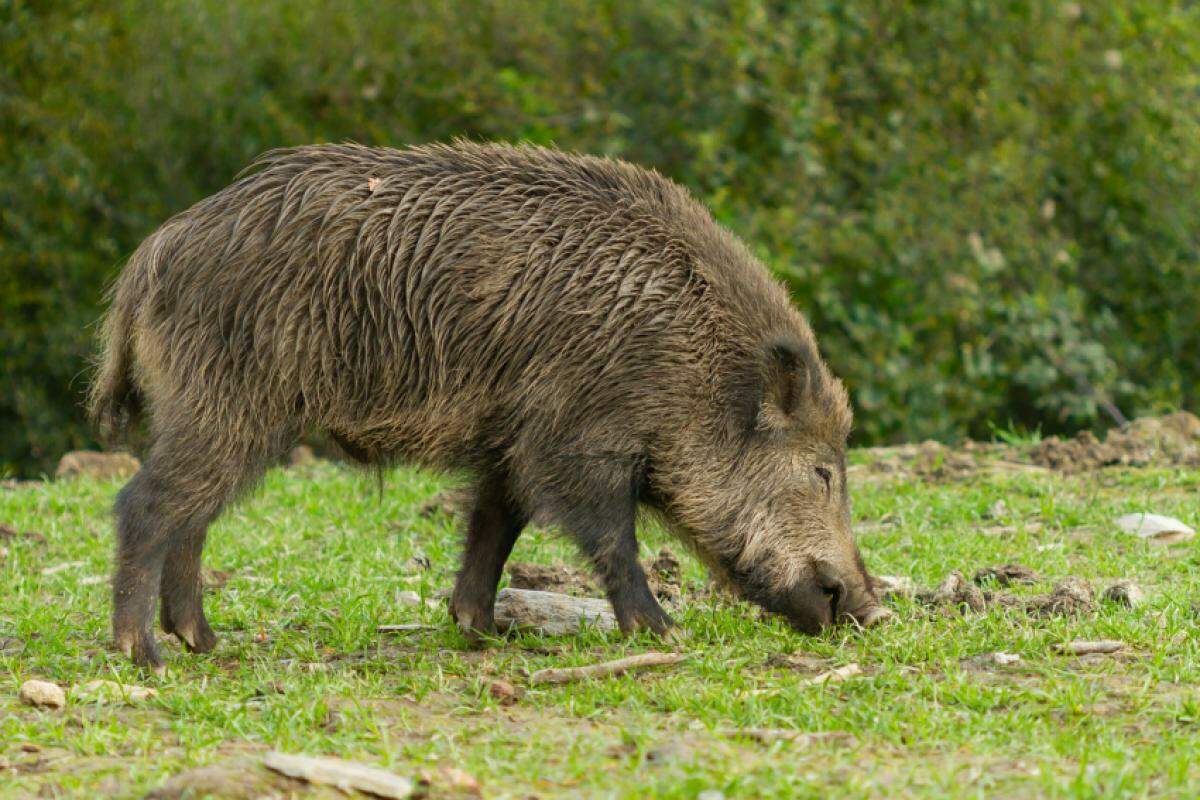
[[448, 598, 498, 646], [170, 618, 218, 654], [614, 600, 675, 638], [115, 628, 165, 675]]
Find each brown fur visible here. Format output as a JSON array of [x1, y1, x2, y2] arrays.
[[90, 141, 881, 668]]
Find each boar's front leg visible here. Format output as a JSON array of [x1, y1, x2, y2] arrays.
[[555, 471, 674, 637], [449, 473, 528, 642]]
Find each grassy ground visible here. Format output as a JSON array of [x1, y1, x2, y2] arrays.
[[3, 451, 1200, 798]]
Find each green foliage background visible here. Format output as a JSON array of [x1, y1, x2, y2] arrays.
[[3, 0, 1198, 476]]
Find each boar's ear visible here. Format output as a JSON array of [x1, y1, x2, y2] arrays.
[[760, 337, 812, 424], [728, 336, 815, 436]]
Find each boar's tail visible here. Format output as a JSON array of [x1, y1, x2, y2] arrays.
[[88, 243, 156, 444]]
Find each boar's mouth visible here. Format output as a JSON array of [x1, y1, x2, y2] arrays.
[[721, 559, 835, 635], [721, 556, 890, 635]]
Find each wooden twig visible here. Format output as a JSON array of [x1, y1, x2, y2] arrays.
[[528, 652, 686, 685]]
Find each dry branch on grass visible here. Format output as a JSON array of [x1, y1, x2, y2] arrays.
[[528, 652, 687, 685]]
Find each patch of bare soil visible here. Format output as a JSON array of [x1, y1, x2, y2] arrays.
[[1029, 412, 1200, 471], [852, 413, 1200, 480]]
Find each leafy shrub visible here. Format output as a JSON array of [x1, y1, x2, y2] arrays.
[[2, 0, 1198, 474]]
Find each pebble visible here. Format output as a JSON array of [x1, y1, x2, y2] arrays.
[[19, 680, 65, 709]]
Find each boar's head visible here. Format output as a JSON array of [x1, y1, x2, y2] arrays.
[[653, 334, 890, 634]]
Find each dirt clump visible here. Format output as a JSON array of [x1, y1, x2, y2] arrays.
[[1029, 412, 1200, 471], [918, 571, 986, 613], [506, 562, 596, 595], [1102, 580, 1146, 607], [973, 564, 1039, 587], [1026, 577, 1095, 616], [0, 524, 46, 544], [646, 547, 684, 603]]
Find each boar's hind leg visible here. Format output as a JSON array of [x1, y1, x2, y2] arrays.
[[113, 435, 269, 670], [558, 474, 674, 637], [450, 473, 528, 642], [158, 520, 216, 655]]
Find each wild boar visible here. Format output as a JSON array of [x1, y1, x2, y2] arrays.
[[90, 141, 889, 669]]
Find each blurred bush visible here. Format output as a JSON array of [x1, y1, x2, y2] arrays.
[[2, 0, 1198, 475]]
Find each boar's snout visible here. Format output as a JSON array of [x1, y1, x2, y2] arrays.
[[781, 561, 892, 635]]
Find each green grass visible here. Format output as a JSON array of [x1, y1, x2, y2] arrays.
[[3, 457, 1200, 798]]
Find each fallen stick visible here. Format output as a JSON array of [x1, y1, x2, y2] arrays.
[[528, 652, 686, 685], [804, 663, 862, 686], [263, 752, 413, 798], [377, 623, 437, 634], [1054, 639, 1123, 655], [720, 728, 856, 747]]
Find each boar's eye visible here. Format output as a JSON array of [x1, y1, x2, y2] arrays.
[[815, 466, 832, 494]]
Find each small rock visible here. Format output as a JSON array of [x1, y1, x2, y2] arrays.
[[74, 679, 157, 704], [395, 590, 421, 606], [990, 652, 1021, 666], [19, 680, 65, 709], [697, 791, 726, 800], [488, 679, 522, 705], [55, 451, 141, 480], [973, 563, 1039, 587], [872, 575, 916, 600], [1103, 580, 1146, 607], [1055, 639, 1123, 655], [493, 588, 616, 636], [1115, 513, 1195, 544], [987, 499, 1009, 519], [263, 751, 413, 798]]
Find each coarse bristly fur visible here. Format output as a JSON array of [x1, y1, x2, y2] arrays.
[[90, 140, 886, 669]]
